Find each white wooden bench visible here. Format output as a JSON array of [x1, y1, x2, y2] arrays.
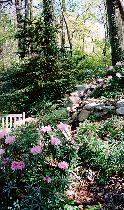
[[0, 112, 25, 129]]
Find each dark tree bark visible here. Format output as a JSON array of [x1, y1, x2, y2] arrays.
[[106, 0, 122, 65], [62, 12, 72, 56], [115, 0, 124, 54], [15, 0, 25, 58], [0, 4, 4, 69], [60, 0, 66, 54], [116, 0, 124, 21]]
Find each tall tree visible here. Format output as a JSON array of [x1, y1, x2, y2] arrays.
[[0, 4, 4, 69], [15, 0, 25, 58], [60, 0, 66, 54], [106, 0, 122, 65]]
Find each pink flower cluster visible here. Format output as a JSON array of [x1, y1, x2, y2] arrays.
[[107, 75, 112, 80], [51, 137, 60, 146], [43, 176, 52, 183], [31, 145, 42, 155], [0, 148, 5, 156], [5, 135, 16, 145], [0, 128, 9, 139], [108, 66, 113, 71], [58, 161, 69, 170], [40, 125, 52, 133], [57, 122, 68, 132], [11, 161, 25, 171]]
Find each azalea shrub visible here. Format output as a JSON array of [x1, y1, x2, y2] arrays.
[[92, 64, 124, 99], [0, 122, 78, 209]]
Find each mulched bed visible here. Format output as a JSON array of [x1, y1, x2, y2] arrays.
[[66, 169, 124, 210]]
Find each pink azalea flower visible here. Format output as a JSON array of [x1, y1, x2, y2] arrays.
[[51, 136, 61, 146], [40, 125, 52, 133], [0, 149, 5, 156], [108, 66, 113, 70], [107, 75, 112, 80], [0, 128, 9, 139], [58, 161, 69, 170], [43, 176, 52, 183], [11, 161, 25, 171], [31, 145, 42, 155], [5, 135, 16, 145], [57, 122, 68, 132]]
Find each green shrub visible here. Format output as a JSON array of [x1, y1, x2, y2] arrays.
[[77, 117, 124, 184], [92, 65, 124, 99], [0, 55, 76, 113], [70, 50, 111, 82]]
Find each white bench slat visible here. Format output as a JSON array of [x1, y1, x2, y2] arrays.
[[6, 117, 8, 128], [2, 118, 4, 128], [0, 114, 22, 118], [10, 117, 12, 128], [0, 112, 25, 129]]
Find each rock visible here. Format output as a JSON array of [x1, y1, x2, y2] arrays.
[[83, 102, 98, 111], [93, 111, 108, 117], [116, 107, 124, 115], [95, 103, 105, 110], [70, 91, 79, 97], [76, 84, 89, 92], [78, 110, 90, 122], [69, 95, 81, 105], [116, 99, 124, 108], [95, 104, 115, 111], [89, 85, 96, 91], [103, 105, 115, 111]]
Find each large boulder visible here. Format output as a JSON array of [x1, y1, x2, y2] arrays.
[[116, 107, 124, 115], [116, 99, 124, 108]]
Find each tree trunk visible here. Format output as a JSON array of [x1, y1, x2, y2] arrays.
[[60, 0, 66, 54], [0, 5, 4, 69], [29, 0, 33, 20], [115, 0, 124, 54], [15, 0, 25, 58], [24, 0, 30, 57], [106, 0, 122, 65], [62, 12, 72, 56]]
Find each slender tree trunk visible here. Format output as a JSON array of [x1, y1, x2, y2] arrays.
[[60, 0, 66, 54], [15, 0, 25, 58], [29, 0, 33, 20], [62, 12, 72, 56], [29, 0, 33, 55], [0, 5, 4, 69], [25, 0, 29, 19], [24, 0, 30, 57]]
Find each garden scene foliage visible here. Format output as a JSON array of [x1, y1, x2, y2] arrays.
[[0, 0, 124, 209]]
